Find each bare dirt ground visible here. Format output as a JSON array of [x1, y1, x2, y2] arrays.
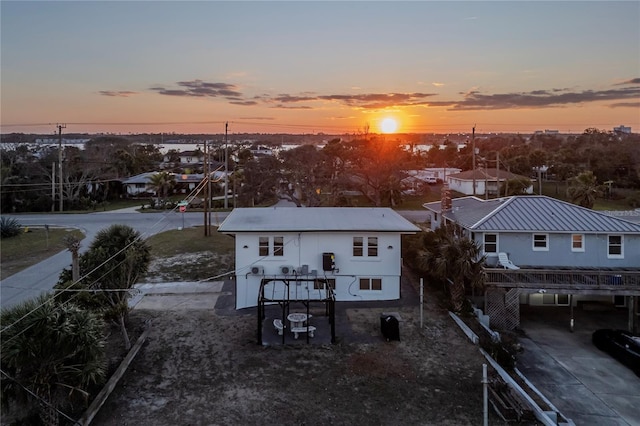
[[91, 270, 505, 426]]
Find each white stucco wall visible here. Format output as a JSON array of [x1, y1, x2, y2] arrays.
[[233, 231, 403, 309]]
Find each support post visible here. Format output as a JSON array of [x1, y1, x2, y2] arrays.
[[628, 296, 636, 334], [482, 363, 488, 426], [472, 125, 476, 196], [224, 122, 228, 209], [420, 278, 424, 329], [57, 124, 65, 212], [569, 294, 574, 332]]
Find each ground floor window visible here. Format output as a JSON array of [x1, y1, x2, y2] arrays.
[[542, 294, 569, 305], [314, 278, 335, 290], [359, 278, 382, 291]]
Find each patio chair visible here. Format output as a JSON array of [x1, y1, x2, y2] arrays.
[[498, 252, 520, 270]]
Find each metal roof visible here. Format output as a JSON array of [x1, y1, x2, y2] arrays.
[[218, 207, 421, 233], [425, 196, 640, 233]]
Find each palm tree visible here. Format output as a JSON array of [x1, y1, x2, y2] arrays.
[[147, 171, 175, 199], [418, 226, 486, 312], [56, 224, 150, 350], [567, 171, 603, 208], [63, 234, 82, 283], [0, 295, 106, 425]]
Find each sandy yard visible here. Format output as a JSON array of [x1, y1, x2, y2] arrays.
[[92, 274, 503, 426]]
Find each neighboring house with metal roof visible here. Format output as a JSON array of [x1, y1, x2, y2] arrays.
[[447, 168, 533, 196], [423, 195, 640, 327], [218, 207, 420, 310], [424, 195, 640, 269]]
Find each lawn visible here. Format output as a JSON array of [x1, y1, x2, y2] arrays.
[[142, 226, 236, 282], [0, 227, 85, 279]]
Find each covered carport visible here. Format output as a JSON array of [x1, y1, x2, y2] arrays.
[[483, 268, 640, 334]]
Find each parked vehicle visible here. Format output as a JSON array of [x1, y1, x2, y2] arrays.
[[592, 329, 640, 376]]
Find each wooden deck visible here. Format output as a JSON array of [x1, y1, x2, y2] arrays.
[[485, 268, 640, 295]]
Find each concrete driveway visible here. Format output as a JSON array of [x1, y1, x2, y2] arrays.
[[518, 306, 640, 425]]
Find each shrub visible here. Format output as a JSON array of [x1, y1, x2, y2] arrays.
[[626, 192, 640, 208], [0, 217, 22, 239]]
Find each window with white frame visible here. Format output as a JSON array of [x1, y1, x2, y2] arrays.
[[273, 237, 284, 256], [353, 236, 378, 257], [483, 233, 498, 254], [259, 237, 269, 256], [367, 237, 378, 256], [608, 235, 623, 258], [258, 236, 284, 256], [314, 278, 335, 290], [532, 233, 549, 251], [353, 237, 363, 256], [571, 234, 584, 252], [359, 278, 382, 291]]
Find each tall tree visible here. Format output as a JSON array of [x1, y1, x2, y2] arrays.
[[279, 145, 328, 207], [346, 137, 407, 207], [237, 156, 281, 207]]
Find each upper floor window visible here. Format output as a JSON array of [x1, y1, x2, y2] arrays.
[[608, 235, 623, 258], [258, 236, 284, 257], [532, 233, 549, 251], [273, 237, 284, 256], [571, 234, 585, 252], [353, 236, 378, 257], [259, 237, 269, 256], [367, 237, 378, 256], [483, 234, 497, 254], [353, 237, 363, 256]]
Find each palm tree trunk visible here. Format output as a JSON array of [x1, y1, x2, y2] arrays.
[[450, 279, 466, 312], [118, 313, 131, 351]]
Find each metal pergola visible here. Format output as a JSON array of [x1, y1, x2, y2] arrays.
[[257, 277, 336, 345]]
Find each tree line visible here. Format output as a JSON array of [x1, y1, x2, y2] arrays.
[[2, 128, 639, 213]]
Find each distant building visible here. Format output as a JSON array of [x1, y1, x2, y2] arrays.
[[446, 168, 533, 196], [614, 125, 632, 134]]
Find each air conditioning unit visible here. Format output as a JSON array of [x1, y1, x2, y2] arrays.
[[280, 265, 294, 275], [250, 265, 264, 275]]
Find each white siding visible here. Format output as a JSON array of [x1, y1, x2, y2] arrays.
[[234, 232, 402, 309]]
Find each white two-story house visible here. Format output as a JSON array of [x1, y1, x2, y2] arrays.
[[217, 207, 420, 310]]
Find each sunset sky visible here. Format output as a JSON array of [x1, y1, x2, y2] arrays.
[[1, 1, 639, 136]]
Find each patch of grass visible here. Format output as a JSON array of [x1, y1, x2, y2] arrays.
[[143, 226, 236, 281], [0, 227, 85, 279], [146, 226, 235, 257]]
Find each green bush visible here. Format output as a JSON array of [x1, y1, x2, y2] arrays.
[[626, 192, 640, 208], [0, 217, 22, 239]]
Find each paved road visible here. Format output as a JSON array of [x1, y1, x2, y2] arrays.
[[1, 207, 428, 309], [0, 209, 228, 309]]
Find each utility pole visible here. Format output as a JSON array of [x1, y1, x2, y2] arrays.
[[57, 124, 66, 212], [203, 140, 209, 236], [224, 122, 229, 209], [472, 125, 476, 196], [51, 162, 55, 212]]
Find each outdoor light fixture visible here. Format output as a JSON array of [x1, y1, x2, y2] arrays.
[[243, 245, 249, 249], [388, 245, 393, 249]]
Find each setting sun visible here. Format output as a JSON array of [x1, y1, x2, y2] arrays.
[[380, 117, 398, 134]]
